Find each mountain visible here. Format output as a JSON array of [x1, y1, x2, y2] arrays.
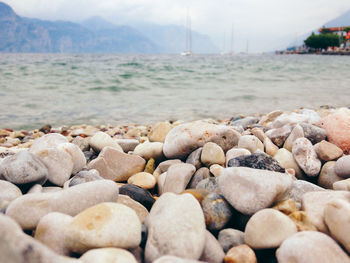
[[0, 2, 156, 53], [324, 9, 350, 27]]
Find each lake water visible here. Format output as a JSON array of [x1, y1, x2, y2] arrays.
[[1, 53, 350, 129]]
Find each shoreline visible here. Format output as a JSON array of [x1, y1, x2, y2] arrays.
[[1, 106, 350, 262]]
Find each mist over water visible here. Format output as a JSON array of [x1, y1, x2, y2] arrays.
[[1, 53, 350, 129]]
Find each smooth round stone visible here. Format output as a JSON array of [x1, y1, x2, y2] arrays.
[[157, 172, 167, 196], [210, 164, 224, 177], [259, 110, 283, 126], [188, 167, 210, 189], [218, 167, 293, 215], [153, 159, 182, 179], [145, 193, 206, 263], [66, 169, 103, 188], [0, 213, 78, 263], [334, 179, 350, 191], [89, 131, 123, 153], [149, 122, 173, 143], [232, 116, 260, 129], [163, 163, 196, 194], [0, 151, 48, 184], [288, 211, 317, 231], [292, 138, 321, 177], [0, 180, 22, 205], [29, 133, 68, 154], [134, 141, 164, 160], [144, 158, 155, 174], [119, 184, 155, 211], [225, 148, 250, 167], [71, 136, 90, 152], [283, 124, 304, 152], [128, 172, 156, 190], [269, 110, 320, 129], [6, 180, 119, 230], [264, 137, 279, 157], [57, 143, 86, 174], [301, 190, 350, 233], [237, 135, 263, 153], [201, 142, 225, 166], [218, 228, 245, 252], [199, 230, 225, 263], [318, 161, 343, 189], [300, 122, 327, 145], [114, 139, 140, 153], [224, 244, 257, 263], [163, 121, 241, 159], [228, 152, 285, 173], [196, 177, 220, 193], [251, 127, 267, 142], [316, 110, 350, 153], [335, 155, 350, 178], [80, 248, 137, 263], [117, 194, 149, 223], [34, 212, 73, 256], [182, 189, 210, 205], [202, 193, 232, 231], [265, 125, 292, 147], [283, 180, 325, 206], [273, 148, 302, 179], [153, 256, 205, 263], [66, 203, 141, 253], [324, 199, 350, 253], [88, 146, 146, 182], [245, 209, 297, 249], [273, 199, 298, 215], [314, 140, 343, 161], [186, 147, 203, 170], [276, 231, 350, 263]]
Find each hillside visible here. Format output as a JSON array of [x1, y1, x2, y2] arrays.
[[324, 9, 350, 27]]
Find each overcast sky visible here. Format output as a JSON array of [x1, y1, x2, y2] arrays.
[[3, 0, 350, 52]]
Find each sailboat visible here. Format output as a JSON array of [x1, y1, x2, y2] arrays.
[[181, 10, 193, 56]]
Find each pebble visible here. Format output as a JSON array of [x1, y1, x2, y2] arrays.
[[0, 151, 48, 184], [188, 168, 210, 188], [232, 116, 260, 129], [237, 135, 264, 153], [333, 178, 350, 190], [114, 139, 140, 152], [65, 202, 141, 253], [225, 148, 250, 166], [29, 133, 68, 154], [133, 141, 164, 160], [209, 164, 224, 177], [153, 256, 205, 263], [88, 146, 145, 181], [196, 177, 220, 193], [218, 228, 245, 252], [251, 127, 267, 142], [292, 138, 321, 177], [265, 125, 292, 147], [57, 143, 86, 174], [244, 209, 297, 249], [301, 190, 350, 233], [324, 199, 350, 253], [218, 167, 293, 215], [34, 212, 73, 256], [201, 142, 225, 166], [153, 159, 182, 178], [283, 180, 325, 206], [66, 169, 103, 188], [300, 122, 326, 144], [149, 122, 173, 143], [199, 230, 225, 263], [145, 193, 206, 263], [316, 109, 350, 153], [314, 140, 343, 161], [186, 147, 203, 170], [283, 124, 304, 152], [224, 244, 257, 263], [182, 189, 210, 204], [201, 192, 233, 231], [264, 137, 279, 157], [318, 161, 343, 189], [276, 231, 350, 263], [163, 121, 240, 159], [273, 148, 302, 179], [0, 180, 22, 205], [228, 152, 285, 173], [157, 172, 167, 195], [89, 131, 123, 153], [128, 172, 156, 190], [163, 163, 196, 194], [36, 147, 74, 186], [272, 199, 298, 215], [119, 184, 155, 211], [144, 158, 155, 174], [288, 211, 317, 231], [117, 194, 149, 223], [0, 213, 77, 263], [270, 110, 320, 129], [6, 179, 119, 229], [80, 248, 137, 263], [335, 155, 350, 178], [71, 136, 90, 152]]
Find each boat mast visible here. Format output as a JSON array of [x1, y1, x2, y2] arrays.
[[230, 23, 234, 54]]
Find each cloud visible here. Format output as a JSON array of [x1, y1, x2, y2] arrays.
[[3, 0, 350, 52]]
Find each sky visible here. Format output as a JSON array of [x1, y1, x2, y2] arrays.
[[3, 0, 350, 52]]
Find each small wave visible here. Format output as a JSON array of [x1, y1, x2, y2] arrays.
[[89, 86, 122, 92], [120, 73, 134, 79], [118, 62, 142, 67]]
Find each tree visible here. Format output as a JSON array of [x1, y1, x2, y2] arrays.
[[304, 32, 340, 49]]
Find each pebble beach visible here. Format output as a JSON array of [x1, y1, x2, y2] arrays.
[[1, 106, 350, 263]]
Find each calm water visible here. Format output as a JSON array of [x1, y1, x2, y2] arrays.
[[1, 54, 350, 129]]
